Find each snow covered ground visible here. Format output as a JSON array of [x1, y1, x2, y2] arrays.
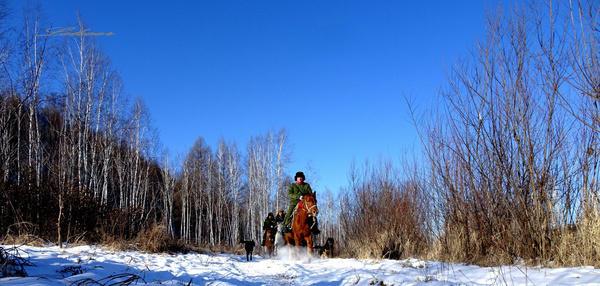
[[1, 244, 600, 285]]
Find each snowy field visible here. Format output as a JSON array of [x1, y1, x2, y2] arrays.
[[1, 245, 600, 285]]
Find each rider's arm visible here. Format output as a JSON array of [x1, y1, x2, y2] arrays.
[[306, 183, 313, 195], [288, 184, 301, 201]]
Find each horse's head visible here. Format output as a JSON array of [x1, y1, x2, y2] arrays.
[[302, 192, 319, 217]]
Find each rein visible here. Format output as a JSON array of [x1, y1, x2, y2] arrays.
[[306, 204, 318, 230], [298, 196, 318, 215], [302, 203, 318, 213], [296, 199, 318, 231]]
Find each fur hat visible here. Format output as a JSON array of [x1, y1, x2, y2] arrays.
[[294, 171, 305, 180]]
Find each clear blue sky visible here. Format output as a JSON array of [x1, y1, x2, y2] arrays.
[[14, 0, 496, 193]]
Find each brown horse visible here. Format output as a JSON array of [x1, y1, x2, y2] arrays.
[[265, 229, 275, 257], [284, 192, 319, 260]]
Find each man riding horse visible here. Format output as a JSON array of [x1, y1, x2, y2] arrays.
[[283, 171, 320, 235], [262, 212, 277, 246]]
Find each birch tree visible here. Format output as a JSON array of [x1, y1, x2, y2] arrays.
[[0, 0, 14, 183], [160, 152, 175, 237], [21, 5, 48, 187], [226, 141, 243, 244]]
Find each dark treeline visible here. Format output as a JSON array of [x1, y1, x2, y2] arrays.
[[3, 0, 600, 267], [0, 7, 176, 246]]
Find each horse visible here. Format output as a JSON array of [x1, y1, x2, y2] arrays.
[[265, 229, 275, 257], [284, 192, 319, 260], [241, 239, 255, 261]]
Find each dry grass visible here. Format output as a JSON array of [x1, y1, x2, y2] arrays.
[[1, 234, 45, 247], [135, 224, 172, 253], [429, 209, 600, 268], [432, 226, 519, 267], [97, 224, 187, 254], [205, 243, 239, 254], [96, 224, 240, 255], [1, 222, 45, 246], [100, 237, 136, 252], [553, 214, 600, 267]]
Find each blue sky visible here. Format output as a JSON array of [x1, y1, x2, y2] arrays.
[[15, 0, 495, 193]]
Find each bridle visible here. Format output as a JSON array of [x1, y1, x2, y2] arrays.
[[300, 195, 318, 217]]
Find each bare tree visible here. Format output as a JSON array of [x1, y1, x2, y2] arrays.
[[0, 0, 14, 184]]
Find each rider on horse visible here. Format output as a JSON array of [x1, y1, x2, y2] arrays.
[[283, 171, 320, 235], [275, 209, 285, 224], [262, 212, 277, 246]]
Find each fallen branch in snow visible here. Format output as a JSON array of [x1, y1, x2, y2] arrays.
[[70, 273, 145, 286], [0, 245, 31, 277], [58, 265, 84, 277]]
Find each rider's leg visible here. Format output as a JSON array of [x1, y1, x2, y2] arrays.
[[283, 201, 297, 230]]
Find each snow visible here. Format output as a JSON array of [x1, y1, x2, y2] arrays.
[[1, 244, 600, 285]]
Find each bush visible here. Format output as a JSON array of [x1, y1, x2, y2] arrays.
[[136, 224, 186, 253], [341, 161, 431, 260]]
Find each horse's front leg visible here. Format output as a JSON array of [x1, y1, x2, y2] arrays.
[[305, 235, 313, 262], [294, 234, 303, 260]]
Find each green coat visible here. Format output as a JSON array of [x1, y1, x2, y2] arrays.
[[288, 182, 313, 203], [283, 182, 314, 227]]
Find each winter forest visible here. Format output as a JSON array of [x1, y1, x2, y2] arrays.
[[2, 0, 600, 269]]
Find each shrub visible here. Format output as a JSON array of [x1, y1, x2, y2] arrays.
[[136, 224, 186, 253]]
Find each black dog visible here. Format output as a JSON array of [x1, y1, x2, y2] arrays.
[[321, 237, 334, 258], [241, 240, 255, 261], [312, 237, 335, 258]]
